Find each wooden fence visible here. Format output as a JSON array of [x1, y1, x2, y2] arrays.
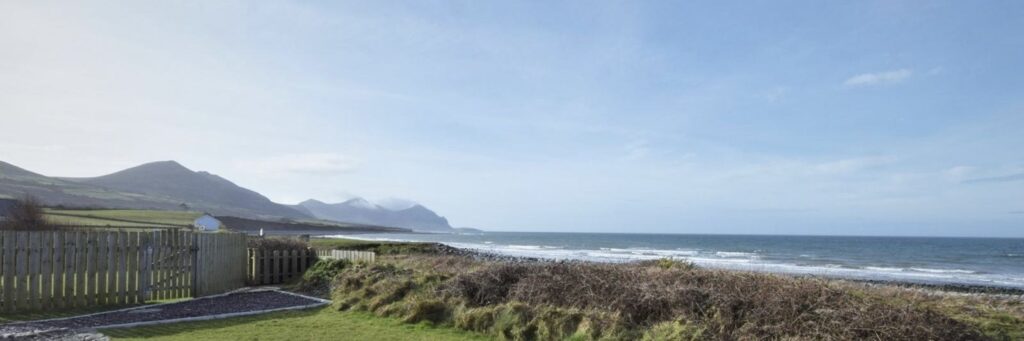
[[0, 229, 247, 313], [316, 249, 376, 262], [195, 233, 247, 297], [247, 248, 316, 286]]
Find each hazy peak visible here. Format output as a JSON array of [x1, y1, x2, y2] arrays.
[[342, 197, 380, 210], [300, 198, 327, 206]]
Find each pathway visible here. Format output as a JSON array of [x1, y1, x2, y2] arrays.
[[0, 288, 329, 340]]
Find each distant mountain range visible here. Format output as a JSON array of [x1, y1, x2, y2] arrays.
[[295, 198, 452, 232], [0, 160, 459, 232]]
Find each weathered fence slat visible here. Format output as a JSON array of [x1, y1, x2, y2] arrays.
[[53, 231, 62, 308], [2, 231, 14, 312]]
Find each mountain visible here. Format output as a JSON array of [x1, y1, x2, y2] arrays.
[[0, 160, 180, 209], [0, 160, 310, 220], [71, 161, 309, 219], [297, 198, 452, 232]]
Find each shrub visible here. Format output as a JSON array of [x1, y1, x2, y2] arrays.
[[0, 197, 57, 230]]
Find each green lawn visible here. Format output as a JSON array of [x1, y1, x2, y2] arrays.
[[43, 209, 201, 227], [102, 307, 490, 341]]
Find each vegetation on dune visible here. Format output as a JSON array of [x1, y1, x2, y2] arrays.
[[293, 258, 352, 297], [295, 240, 1024, 340]]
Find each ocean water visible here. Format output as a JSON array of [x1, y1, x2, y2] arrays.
[[333, 232, 1024, 289]]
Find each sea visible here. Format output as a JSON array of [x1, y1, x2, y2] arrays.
[[331, 232, 1024, 290]]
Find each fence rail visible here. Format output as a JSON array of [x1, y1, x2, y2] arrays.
[[0, 229, 247, 313], [316, 249, 376, 262]]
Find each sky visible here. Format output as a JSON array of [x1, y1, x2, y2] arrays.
[[1, 1, 1022, 237]]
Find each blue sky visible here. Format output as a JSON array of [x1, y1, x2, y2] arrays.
[[1, 1, 1022, 236]]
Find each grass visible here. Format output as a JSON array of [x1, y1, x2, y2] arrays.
[[43, 209, 201, 227], [102, 307, 490, 341]]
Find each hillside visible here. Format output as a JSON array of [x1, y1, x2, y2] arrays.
[[0, 160, 183, 210], [297, 198, 452, 232], [0, 160, 308, 220]]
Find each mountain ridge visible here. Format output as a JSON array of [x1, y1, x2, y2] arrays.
[[296, 197, 452, 232], [0, 160, 309, 220], [0, 160, 461, 231]]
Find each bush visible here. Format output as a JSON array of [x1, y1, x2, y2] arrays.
[[0, 197, 57, 230]]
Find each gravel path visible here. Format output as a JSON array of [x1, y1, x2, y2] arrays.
[[1, 290, 328, 340]]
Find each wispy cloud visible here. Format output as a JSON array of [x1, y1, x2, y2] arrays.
[[962, 172, 1024, 184], [237, 153, 360, 176], [844, 69, 912, 86], [812, 156, 897, 174]]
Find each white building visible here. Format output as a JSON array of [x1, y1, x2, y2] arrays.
[[193, 214, 222, 231]]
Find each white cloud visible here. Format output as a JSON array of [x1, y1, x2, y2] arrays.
[[844, 69, 912, 86], [812, 156, 897, 174], [756, 86, 789, 102]]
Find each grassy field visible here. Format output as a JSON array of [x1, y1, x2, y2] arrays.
[[102, 307, 489, 341], [43, 209, 201, 227]]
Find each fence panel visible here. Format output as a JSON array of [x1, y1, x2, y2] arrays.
[[246, 248, 318, 285], [192, 232, 247, 297], [0, 229, 252, 313]]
